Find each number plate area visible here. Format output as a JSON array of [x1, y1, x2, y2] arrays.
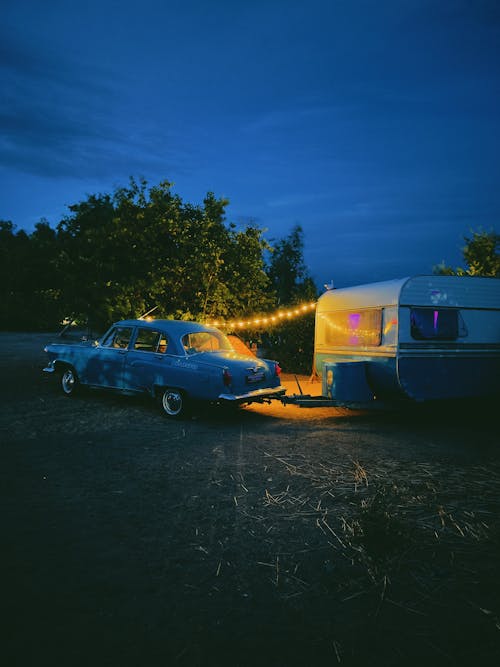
[[245, 370, 265, 384]]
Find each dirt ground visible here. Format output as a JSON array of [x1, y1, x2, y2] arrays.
[[1, 332, 500, 666]]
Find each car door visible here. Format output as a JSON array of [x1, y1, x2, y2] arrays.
[[84, 326, 134, 389], [124, 327, 169, 392]]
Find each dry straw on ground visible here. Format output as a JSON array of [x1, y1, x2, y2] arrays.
[[242, 450, 500, 636]]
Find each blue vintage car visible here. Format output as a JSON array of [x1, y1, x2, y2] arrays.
[[43, 319, 285, 417]]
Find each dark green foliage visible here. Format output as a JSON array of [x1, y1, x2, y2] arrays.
[[251, 312, 316, 374], [0, 179, 319, 371], [0, 181, 310, 364], [0, 219, 65, 330], [54, 180, 276, 330], [267, 224, 317, 305], [237, 225, 319, 373], [462, 230, 499, 277], [434, 229, 500, 277]]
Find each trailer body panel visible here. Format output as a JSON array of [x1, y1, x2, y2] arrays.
[[314, 275, 500, 404]]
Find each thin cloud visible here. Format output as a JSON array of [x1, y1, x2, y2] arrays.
[[0, 32, 188, 180], [244, 105, 338, 134], [267, 191, 336, 208]]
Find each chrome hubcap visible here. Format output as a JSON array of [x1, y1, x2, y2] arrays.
[[163, 390, 182, 415], [62, 370, 75, 394]]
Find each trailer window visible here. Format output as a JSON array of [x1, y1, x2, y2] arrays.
[[410, 308, 467, 340], [318, 309, 382, 347]]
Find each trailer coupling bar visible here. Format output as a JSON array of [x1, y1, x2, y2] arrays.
[[280, 393, 340, 408], [279, 393, 388, 410]]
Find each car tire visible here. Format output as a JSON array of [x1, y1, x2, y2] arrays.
[[61, 366, 79, 396], [160, 387, 189, 419]]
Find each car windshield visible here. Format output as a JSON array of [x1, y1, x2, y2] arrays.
[[181, 331, 233, 354]]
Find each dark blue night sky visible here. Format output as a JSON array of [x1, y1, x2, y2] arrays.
[[2, 0, 499, 288]]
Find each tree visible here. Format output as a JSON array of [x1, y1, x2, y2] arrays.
[[462, 230, 499, 277], [54, 178, 275, 330], [26, 220, 64, 328], [434, 230, 499, 278], [0, 220, 62, 330], [246, 225, 319, 374], [267, 224, 317, 305], [0, 178, 319, 373], [56, 192, 118, 329], [217, 224, 275, 319], [0, 221, 22, 327]]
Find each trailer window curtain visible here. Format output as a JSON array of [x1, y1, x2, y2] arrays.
[[318, 309, 382, 347], [410, 308, 466, 340]]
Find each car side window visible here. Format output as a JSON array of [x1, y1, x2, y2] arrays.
[[157, 337, 168, 354], [102, 327, 133, 349], [134, 328, 165, 353]]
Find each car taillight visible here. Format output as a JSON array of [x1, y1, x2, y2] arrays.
[[275, 363, 282, 377], [223, 369, 232, 386]]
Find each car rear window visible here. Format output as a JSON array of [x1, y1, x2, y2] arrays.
[[182, 331, 232, 353]]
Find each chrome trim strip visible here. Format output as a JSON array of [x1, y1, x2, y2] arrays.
[[315, 347, 397, 358], [399, 351, 500, 358], [399, 342, 500, 351]]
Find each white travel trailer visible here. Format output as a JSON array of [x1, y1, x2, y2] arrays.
[[300, 275, 500, 406]]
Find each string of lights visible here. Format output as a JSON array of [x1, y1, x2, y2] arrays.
[[207, 301, 317, 329]]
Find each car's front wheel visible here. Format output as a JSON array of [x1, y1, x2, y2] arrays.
[[61, 367, 79, 396], [160, 388, 189, 418]]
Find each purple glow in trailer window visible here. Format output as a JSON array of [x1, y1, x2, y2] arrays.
[[348, 313, 361, 330], [348, 312, 360, 345], [433, 310, 439, 331]]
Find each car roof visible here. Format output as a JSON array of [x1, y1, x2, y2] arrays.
[[115, 319, 220, 335]]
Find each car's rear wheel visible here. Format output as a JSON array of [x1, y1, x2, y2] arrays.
[[61, 367, 79, 396], [160, 388, 189, 418]]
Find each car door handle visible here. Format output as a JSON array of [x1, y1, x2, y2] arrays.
[[118, 350, 127, 355]]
